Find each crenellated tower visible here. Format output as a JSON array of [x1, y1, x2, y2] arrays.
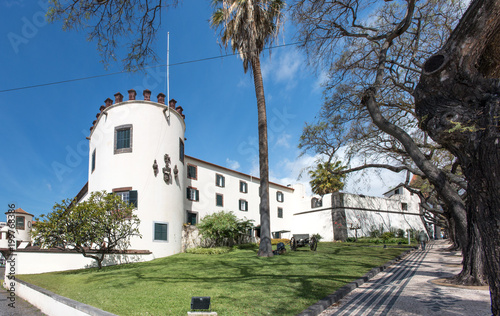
[[87, 89, 186, 258]]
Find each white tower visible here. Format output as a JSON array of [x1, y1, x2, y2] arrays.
[[88, 89, 186, 258]]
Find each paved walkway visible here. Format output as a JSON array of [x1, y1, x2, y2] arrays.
[[319, 240, 492, 316], [0, 268, 46, 316]]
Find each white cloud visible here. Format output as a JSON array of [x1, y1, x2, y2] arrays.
[[269, 150, 406, 198], [312, 70, 329, 93], [261, 50, 304, 90], [274, 132, 292, 149], [225, 158, 241, 170]]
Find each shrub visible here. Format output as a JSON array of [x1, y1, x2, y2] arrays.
[[312, 233, 323, 242], [186, 247, 231, 255], [381, 232, 395, 240], [345, 237, 357, 242], [396, 229, 406, 238], [197, 211, 254, 247], [271, 238, 290, 245]]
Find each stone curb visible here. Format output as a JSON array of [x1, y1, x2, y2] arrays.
[[14, 278, 117, 316], [296, 246, 417, 316]]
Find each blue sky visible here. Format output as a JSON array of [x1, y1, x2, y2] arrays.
[[1, 0, 404, 219]]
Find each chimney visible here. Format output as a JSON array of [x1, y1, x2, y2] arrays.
[[104, 98, 113, 107], [99, 105, 106, 111], [168, 98, 177, 109], [114, 92, 123, 103], [96, 112, 100, 119], [143, 89, 151, 101], [128, 89, 137, 100], [157, 93, 166, 104]]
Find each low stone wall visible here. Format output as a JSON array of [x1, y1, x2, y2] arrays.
[[3, 249, 154, 275], [7, 278, 117, 316]]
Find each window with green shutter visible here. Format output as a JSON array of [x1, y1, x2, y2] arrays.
[[91, 149, 96, 172], [216, 174, 225, 187], [216, 193, 223, 207], [154, 222, 168, 241], [114, 124, 133, 154], [187, 164, 197, 180], [187, 187, 199, 201]]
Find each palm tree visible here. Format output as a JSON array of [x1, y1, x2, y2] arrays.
[[211, 0, 284, 257]]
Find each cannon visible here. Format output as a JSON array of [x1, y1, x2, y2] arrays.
[[289, 234, 318, 251]]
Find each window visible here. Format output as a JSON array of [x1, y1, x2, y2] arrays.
[[311, 198, 322, 208], [276, 191, 284, 202], [91, 149, 96, 172], [186, 212, 197, 225], [187, 164, 197, 180], [277, 207, 283, 218], [16, 216, 25, 230], [239, 199, 248, 211], [113, 188, 138, 208], [114, 124, 133, 154], [179, 138, 185, 163], [394, 188, 400, 195], [154, 222, 168, 241], [216, 193, 224, 207], [402, 203, 408, 211], [216, 174, 225, 187], [240, 181, 248, 193], [187, 187, 199, 201]]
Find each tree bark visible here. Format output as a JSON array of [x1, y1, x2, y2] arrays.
[[252, 56, 273, 257], [415, 0, 500, 313]]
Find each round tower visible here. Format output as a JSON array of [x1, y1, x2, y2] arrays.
[[88, 89, 186, 258]]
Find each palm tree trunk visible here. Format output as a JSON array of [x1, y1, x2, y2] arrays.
[[252, 56, 273, 257]]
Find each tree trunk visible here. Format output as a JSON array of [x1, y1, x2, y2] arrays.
[[252, 56, 273, 257], [415, 0, 500, 313], [361, 26, 482, 288]]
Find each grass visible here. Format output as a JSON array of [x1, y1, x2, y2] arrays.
[[18, 243, 410, 316]]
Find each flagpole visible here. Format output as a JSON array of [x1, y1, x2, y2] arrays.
[[167, 32, 170, 119]]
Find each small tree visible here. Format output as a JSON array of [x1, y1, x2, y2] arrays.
[[34, 191, 141, 269], [197, 211, 254, 247]]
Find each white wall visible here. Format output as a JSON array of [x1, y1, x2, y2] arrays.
[[4, 251, 154, 275], [185, 157, 295, 238]]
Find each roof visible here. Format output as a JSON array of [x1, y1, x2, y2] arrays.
[[4, 208, 34, 217], [185, 155, 295, 191]]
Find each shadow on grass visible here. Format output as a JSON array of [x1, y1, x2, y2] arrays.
[[18, 243, 409, 315]]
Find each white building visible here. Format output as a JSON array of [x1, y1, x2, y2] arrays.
[[1, 90, 427, 271], [0, 208, 33, 250]]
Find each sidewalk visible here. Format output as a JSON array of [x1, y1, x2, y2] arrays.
[[318, 240, 491, 316]]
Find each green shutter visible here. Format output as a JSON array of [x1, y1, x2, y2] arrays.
[[129, 190, 138, 208], [195, 189, 200, 201]]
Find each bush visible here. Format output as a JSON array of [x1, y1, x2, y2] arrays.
[[197, 211, 254, 247], [186, 247, 231, 255], [345, 237, 357, 242], [312, 233, 323, 242], [271, 238, 290, 245], [396, 229, 406, 238], [381, 232, 395, 240]]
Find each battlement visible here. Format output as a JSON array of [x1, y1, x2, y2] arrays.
[[90, 89, 185, 131]]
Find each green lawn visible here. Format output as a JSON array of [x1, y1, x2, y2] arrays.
[[18, 243, 411, 315]]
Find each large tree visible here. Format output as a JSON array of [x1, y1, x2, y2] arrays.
[[414, 0, 500, 313], [34, 191, 141, 269], [211, 0, 284, 257], [47, 0, 179, 70], [292, 0, 487, 288]]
